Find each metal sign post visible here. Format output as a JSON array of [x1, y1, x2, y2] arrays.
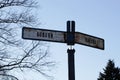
[[22, 21, 105, 80], [67, 49, 75, 80], [67, 21, 75, 80]]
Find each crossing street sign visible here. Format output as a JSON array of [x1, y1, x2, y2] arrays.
[[22, 27, 66, 43], [22, 21, 104, 50], [75, 32, 104, 50]]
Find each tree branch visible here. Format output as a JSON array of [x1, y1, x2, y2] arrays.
[[0, 73, 18, 80], [0, 0, 37, 9]]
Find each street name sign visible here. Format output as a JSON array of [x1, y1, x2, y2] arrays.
[[75, 32, 104, 50], [22, 25, 104, 50], [22, 27, 66, 43]]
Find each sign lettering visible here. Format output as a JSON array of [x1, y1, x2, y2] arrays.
[[85, 37, 97, 45], [37, 31, 53, 39]]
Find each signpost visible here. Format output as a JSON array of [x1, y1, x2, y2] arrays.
[[22, 21, 105, 80]]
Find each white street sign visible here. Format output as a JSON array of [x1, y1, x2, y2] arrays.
[[22, 27, 104, 50], [75, 32, 104, 50], [22, 27, 66, 43]]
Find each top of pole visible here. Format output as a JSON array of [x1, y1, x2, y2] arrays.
[[66, 21, 75, 46]]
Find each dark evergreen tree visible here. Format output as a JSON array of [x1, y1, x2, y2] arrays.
[[98, 60, 120, 80]]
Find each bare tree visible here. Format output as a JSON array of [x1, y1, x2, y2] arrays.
[[0, 0, 54, 80]]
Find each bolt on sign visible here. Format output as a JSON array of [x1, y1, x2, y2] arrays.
[[22, 21, 104, 50]]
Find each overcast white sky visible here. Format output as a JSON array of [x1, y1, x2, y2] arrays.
[[30, 0, 120, 80]]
